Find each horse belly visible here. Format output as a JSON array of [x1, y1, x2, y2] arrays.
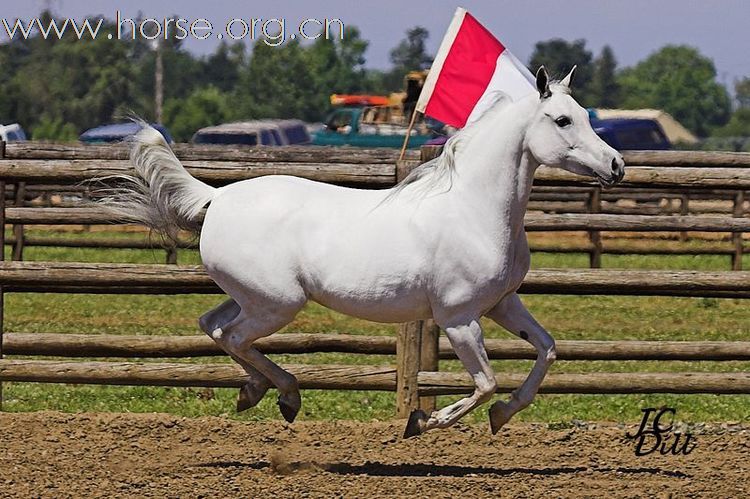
[[309, 280, 432, 323]]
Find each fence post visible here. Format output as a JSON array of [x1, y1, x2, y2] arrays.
[[679, 194, 689, 242], [11, 182, 25, 261], [588, 187, 602, 268], [395, 145, 441, 417], [418, 319, 440, 413], [0, 140, 6, 408], [165, 245, 178, 265], [732, 191, 745, 271]]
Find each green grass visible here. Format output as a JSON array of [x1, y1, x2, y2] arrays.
[[2, 229, 749, 425]]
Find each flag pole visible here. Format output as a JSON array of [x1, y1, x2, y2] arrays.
[[398, 109, 419, 161]]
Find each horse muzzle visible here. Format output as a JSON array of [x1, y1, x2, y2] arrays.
[[596, 155, 625, 187]]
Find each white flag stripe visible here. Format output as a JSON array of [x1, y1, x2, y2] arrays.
[[466, 51, 536, 125], [416, 7, 467, 114]]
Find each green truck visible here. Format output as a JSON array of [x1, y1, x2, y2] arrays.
[[312, 106, 436, 149]]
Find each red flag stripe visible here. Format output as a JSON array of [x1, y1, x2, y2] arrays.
[[423, 13, 505, 128]]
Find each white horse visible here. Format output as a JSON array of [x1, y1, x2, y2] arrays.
[[104, 66, 624, 437]]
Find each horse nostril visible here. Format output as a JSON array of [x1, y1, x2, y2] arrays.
[[611, 157, 624, 178]]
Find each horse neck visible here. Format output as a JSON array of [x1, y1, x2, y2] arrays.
[[451, 97, 540, 231]]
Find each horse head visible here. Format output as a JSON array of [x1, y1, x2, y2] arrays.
[[525, 66, 625, 187]]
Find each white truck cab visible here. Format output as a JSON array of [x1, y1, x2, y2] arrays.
[[0, 123, 27, 142]]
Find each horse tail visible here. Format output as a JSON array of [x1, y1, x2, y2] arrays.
[[96, 124, 217, 239]]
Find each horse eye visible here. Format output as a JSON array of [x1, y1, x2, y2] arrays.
[[555, 116, 572, 127]]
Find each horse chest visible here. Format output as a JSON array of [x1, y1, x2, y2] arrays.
[[483, 239, 530, 294], [434, 232, 529, 312]]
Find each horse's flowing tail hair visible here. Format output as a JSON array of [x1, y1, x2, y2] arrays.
[[96, 125, 217, 240]]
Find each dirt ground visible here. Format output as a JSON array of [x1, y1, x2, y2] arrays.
[[0, 412, 747, 498]]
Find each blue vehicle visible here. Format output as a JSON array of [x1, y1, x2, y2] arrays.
[[79, 122, 173, 144], [590, 118, 671, 150], [427, 116, 672, 151]]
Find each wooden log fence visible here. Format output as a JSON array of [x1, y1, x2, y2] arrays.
[[2, 262, 750, 298], [416, 372, 750, 396], [1, 359, 748, 395], [5, 208, 750, 233], [5, 332, 750, 361], [1, 233, 747, 256], [0, 143, 748, 414], [4, 143, 748, 167]]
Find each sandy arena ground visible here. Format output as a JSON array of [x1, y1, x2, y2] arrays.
[[0, 412, 747, 498]]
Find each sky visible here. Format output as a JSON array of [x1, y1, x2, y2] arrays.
[[5, 0, 749, 91]]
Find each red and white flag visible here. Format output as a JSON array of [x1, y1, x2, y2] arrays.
[[416, 7, 535, 128]]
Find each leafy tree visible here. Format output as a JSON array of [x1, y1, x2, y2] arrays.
[[384, 27, 432, 91], [234, 40, 319, 121], [618, 45, 731, 136], [528, 39, 593, 104], [132, 38, 204, 121], [390, 26, 432, 71], [713, 108, 750, 137], [588, 45, 620, 108], [0, 11, 134, 134], [305, 26, 370, 113], [203, 42, 245, 92], [31, 116, 78, 141], [163, 86, 232, 142], [734, 77, 750, 109]]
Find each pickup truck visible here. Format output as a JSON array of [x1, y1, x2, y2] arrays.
[[312, 107, 435, 149]]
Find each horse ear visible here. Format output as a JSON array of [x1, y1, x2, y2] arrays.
[[536, 66, 551, 99], [561, 65, 577, 89]]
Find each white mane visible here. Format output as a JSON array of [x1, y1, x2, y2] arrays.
[[389, 92, 513, 199]]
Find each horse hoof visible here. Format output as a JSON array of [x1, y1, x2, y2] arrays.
[[403, 409, 428, 439], [488, 401, 513, 435], [277, 392, 301, 423], [236, 383, 269, 412]]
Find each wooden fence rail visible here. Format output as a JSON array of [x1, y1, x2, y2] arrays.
[[1, 359, 748, 395], [416, 371, 750, 396], [5, 142, 750, 167], [1, 262, 750, 298], [3, 160, 750, 190], [6, 332, 750, 361], [2, 234, 748, 257], [5, 208, 750, 232]]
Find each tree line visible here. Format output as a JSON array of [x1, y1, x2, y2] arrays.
[[0, 11, 747, 144]]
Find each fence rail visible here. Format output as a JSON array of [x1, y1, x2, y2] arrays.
[[1, 262, 749, 297], [1, 359, 747, 395], [5, 142, 750, 167], [5, 332, 750, 361]]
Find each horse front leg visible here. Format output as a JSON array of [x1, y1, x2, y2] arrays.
[[404, 319, 497, 438], [484, 293, 556, 434]]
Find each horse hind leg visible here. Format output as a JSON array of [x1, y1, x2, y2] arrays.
[[199, 298, 273, 412], [210, 300, 305, 423]]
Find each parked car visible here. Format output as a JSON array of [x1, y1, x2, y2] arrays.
[[191, 120, 311, 146], [0, 123, 27, 142], [312, 107, 436, 148], [425, 117, 672, 151], [590, 118, 671, 150], [79, 122, 173, 144]]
